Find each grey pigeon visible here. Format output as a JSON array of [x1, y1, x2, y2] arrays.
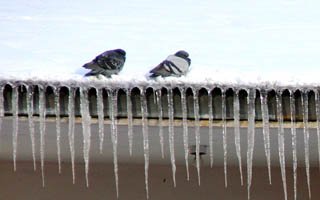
[[149, 50, 191, 78], [83, 49, 126, 78]]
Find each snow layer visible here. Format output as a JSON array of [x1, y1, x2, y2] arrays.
[[1, 0, 320, 86]]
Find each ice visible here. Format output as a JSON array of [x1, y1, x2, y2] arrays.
[[167, 89, 176, 187], [247, 89, 256, 200], [192, 88, 201, 186], [12, 86, 18, 172], [27, 85, 36, 171], [301, 91, 311, 198], [80, 88, 92, 188], [180, 87, 189, 180], [54, 87, 61, 173], [140, 88, 150, 199], [233, 90, 243, 185], [0, 85, 3, 134], [260, 89, 272, 184], [290, 90, 297, 200], [126, 89, 133, 156], [108, 89, 120, 198], [96, 88, 105, 154], [68, 87, 76, 184], [208, 90, 213, 168], [316, 90, 320, 170], [221, 90, 228, 188], [39, 86, 46, 187], [276, 91, 287, 200], [156, 89, 164, 158]]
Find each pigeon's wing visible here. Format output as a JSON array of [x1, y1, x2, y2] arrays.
[[95, 52, 125, 70], [149, 61, 174, 77], [166, 55, 190, 75]]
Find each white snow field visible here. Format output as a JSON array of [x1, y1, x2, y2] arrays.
[[1, 0, 320, 85]]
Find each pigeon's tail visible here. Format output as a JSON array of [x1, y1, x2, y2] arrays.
[[84, 71, 97, 77], [149, 73, 159, 78], [82, 62, 99, 70]]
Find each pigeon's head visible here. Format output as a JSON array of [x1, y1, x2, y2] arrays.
[[114, 49, 126, 56], [175, 50, 189, 58]]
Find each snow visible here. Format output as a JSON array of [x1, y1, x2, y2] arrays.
[[1, 0, 320, 86]]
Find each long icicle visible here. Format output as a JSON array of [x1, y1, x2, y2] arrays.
[[221, 89, 228, 188], [68, 87, 76, 184], [27, 85, 36, 171], [12, 86, 19, 172], [276, 91, 287, 200], [126, 88, 133, 156], [260, 89, 272, 184], [54, 87, 61, 173], [301, 91, 311, 199], [39, 85, 46, 187], [180, 88, 189, 180], [156, 89, 164, 158], [247, 89, 256, 200], [316, 90, 320, 170], [96, 88, 105, 154], [208, 90, 214, 168], [233, 90, 243, 185], [0, 85, 4, 135], [192, 88, 201, 186], [167, 88, 176, 187], [140, 88, 150, 199], [290, 90, 297, 200], [108, 89, 120, 198], [80, 88, 92, 188]]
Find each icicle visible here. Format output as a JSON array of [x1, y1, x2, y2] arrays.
[[290, 91, 297, 200], [301, 91, 311, 199], [80, 88, 92, 188], [140, 88, 150, 199], [208, 90, 214, 168], [12, 86, 19, 172], [54, 88, 61, 173], [96, 88, 105, 154], [0, 85, 4, 134], [108, 89, 120, 198], [68, 87, 76, 184], [39, 85, 46, 187], [167, 89, 176, 187], [126, 89, 133, 156], [221, 90, 228, 188], [156, 89, 164, 158], [27, 86, 36, 171], [180, 88, 189, 180], [260, 89, 272, 184], [192, 88, 201, 186], [316, 90, 320, 170], [276, 91, 287, 200], [247, 89, 256, 200], [233, 90, 243, 185]]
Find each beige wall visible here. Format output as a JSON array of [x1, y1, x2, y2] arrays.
[[0, 161, 318, 200]]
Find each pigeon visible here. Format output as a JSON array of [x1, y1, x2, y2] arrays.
[[149, 50, 191, 78], [83, 49, 126, 78]]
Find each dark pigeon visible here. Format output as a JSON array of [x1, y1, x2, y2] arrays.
[[83, 49, 126, 78], [149, 50, 191, 78]]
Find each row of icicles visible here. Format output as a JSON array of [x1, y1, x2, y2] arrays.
[[0, 83, 319, 200]]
